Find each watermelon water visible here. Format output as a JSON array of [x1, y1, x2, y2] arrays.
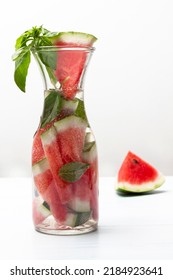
[[116, 151, 165, 193], [51, 32, 97, 99]]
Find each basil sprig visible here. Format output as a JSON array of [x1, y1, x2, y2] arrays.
[[12, 26, 58, 92], [59, 162, 90, 183]]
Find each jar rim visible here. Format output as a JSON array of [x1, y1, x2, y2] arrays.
[[32, 45, 95, 53]]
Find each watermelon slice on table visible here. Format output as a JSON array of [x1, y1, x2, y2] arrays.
[[116, 151, 165, 193], [51, 32, 97, 99], [33, 158, 77, 226]]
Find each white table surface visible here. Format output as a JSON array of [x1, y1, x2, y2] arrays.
[[0, 177, 173, 260]]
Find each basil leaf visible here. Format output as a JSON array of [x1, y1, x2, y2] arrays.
[[41, 90, 62, 128], [75, 99, 88, 121], [38, 50, 57, 70], [46, 66, 57, 87], [59, 162, 90, 183], [14, 49, 31, 92]]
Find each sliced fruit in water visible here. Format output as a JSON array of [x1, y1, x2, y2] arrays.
[[83, 140, 99, 220], [51, 32, 97, 99], [54, 115, 87, 162], [61, 96, 79, 113], [32, 158, 77, 226], [32, 197, 50, 225], [32, 158, 53, 198], [116, 151, 165, 193], [40, 126, 73, 203], [32, 130, 45, 165]]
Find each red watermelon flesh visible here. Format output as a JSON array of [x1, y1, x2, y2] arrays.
[[32, 116, 60, 165], [32, 130, 45, 165], [32, 159, 68, 222], [118, 151, 158, 184], [68, 173, 91, 213], [52, 32, 97, 99], [32, 198, 50, 225], [32, 97, 79, 165], [55, 50, 87, 99], [54, 115, 87, 163], [117, 151, 165, 193], [40, 126, 73, 204]]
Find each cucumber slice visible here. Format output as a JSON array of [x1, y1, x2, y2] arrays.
[[32, 158, 49, 176]]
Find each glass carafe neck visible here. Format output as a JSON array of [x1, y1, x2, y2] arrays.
[[33, 46, 94, 100]]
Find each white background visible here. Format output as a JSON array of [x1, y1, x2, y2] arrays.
[[1, 0, 173, 177]]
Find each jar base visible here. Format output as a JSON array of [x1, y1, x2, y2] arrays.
[[35, 220, 98, 236]]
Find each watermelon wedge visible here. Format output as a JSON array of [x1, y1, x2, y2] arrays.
[[32, 197, 50, 225], [51, 32, 97, 99], [33, 158, 77, 226], [40, 126, 73, 204], [54, 115, 87, 163], [32, 130, 45, 165], [116, 151, 165, 193]]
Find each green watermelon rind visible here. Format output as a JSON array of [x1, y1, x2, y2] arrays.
[[54, 115, 87, 133], [40, 125, 57, 146], [83, 141, 97, 164], [51, 31, 97, 46], [116, 173, 165, 193], [32, 158, 49, 176], [61, 98, 79, 112], [68, 197, 91, 213]]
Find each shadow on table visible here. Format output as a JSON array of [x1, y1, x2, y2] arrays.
[[116, 189, 167, 197]]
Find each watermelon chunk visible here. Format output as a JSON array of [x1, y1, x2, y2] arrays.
[[32, 197, 50, 225], [33, 158, 77, 226], [54, 115, 87, 163], [68, 173, 91, 212], [51, 32, 97, 99], [40, 126, 73, 204], [32, 130, 45, 165], [116, 151, 165, 193]]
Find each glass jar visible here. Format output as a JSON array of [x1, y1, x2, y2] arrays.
[[32, 46, 99, 235]]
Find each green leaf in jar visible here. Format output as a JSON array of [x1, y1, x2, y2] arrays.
[[59, 162, 90, 183], [75, 99, 88, 121], [41, 90, 62, 128], [38, 50, 57, 70]]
